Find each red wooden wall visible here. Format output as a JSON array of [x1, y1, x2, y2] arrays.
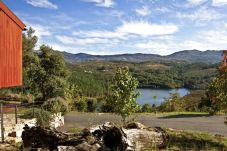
[[0, 1, 25, 88]]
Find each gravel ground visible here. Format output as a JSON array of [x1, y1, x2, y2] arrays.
[[64, 112, 227, 136]]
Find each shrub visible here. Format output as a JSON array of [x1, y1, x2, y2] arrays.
[[42, 97, 68, 114], [142, 104, 152, 112], [35, 109, 52, 127], [101, 102, 113, 113], [74, 98, 87, 112], [21, 108, 52, 127], [86, 98, 97, 112], [158, 93, 183, 112]]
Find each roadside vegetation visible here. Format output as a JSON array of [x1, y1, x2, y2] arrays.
[[165, 129, 227, 150]]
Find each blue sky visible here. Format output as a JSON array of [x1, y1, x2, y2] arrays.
[[3, 0, 227, 55]]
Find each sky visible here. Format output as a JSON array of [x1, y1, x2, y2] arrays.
[[3, 0, 227, 55]]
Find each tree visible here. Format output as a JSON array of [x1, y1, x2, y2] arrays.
[[107, 66, 140, 125], [142, 104, 152, 112], [153, 95, 158, 113], [42, 97, 68, 115], [37, 45, 69, 101], [22, 27, 41, 96], [22, 28, 70, 103], [159, 92, 182, 112], [207, 67, 227, 114]]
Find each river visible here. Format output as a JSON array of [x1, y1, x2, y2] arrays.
[[136, 88, 190, 105]]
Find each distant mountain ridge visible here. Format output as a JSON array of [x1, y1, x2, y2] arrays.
[[62, 50, 223, 63]]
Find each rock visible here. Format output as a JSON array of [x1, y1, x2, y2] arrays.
[[85, 135, 96, 144], [58, 144, 101, 151], [75, 141, 100, 151], [58, 146, 78, 151], [37, 148, 50, 151], [0, 137, 21, 151], [8, 131, 16, 137], [22, 122, 168, 151], [126, 122, 146, 129]]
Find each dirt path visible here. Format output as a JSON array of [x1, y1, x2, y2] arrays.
[[64, 112, 227, 136]]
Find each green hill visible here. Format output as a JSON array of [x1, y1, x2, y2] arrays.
[[67, 61, 218, 97]]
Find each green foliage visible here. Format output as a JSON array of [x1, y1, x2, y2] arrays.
[[35, 109, 52, 127], [74, 98, 87, 112], [101, 99, 114, 113], [21, 109, 52, 127], [206, 68, 227, 114], [22, 28, 42, 96], [37, 45, 69, 101], [68, 127, 82, 134], [67, 61, 218, 98], [64, 84, 82, 108], [69, 70, 109, 97], [107, 66, 140, 124], [156, 90, 210, 112], [141, 103, 152, 112], [86, 98, 97, 112], [159, 92, 183, 112], [181, 90, 206, 112], [41, 97, 68, 114], [166, 129, 227, 150], [22, 28, 70, 103], [23, 28, 38, 54]]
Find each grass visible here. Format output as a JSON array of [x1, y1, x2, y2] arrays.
[[4, 107, 37, 114], [165, 129, 227, 151], [138, 111, 210, 116], [144, 129, 227, 150], [68, 127, 82, 134], [68, 111, 210, 115], [64, 125, 227, 151]]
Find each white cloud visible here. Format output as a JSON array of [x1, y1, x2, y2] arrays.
[[179, 40, 207, 50], [84, 0, 114, 8], [135, 28, 227, 55], [136, 42, 169, 50], [71, 21, 178, 41], [25, 0, 58, 9], [177, 7, 222, 21], [135, 40, 208, 55], [73, 30, 127, 39], [26, 23, 52, 37], [200, 30, 227, 45], [50, 43, 86, 54], [117, 21, 178, 37], [212, 0, 227, 6], [155, 7, 171, 13], [135, 6, 151, 16], [187, 0, 207, 6], [55, 35, 117, 45]]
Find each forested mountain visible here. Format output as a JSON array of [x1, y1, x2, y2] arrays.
[[62, 50, 222, 63], [67, 61, 218, 97]]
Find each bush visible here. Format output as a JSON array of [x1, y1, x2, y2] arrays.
[[86, 98, 97, 112], [36, 109, 52, 127], [101, 102, 113, 112], [141, 104, 152, 112], [100, 98, 114, 113], [158, 93, 183, 112], [21, 108, 52, 127], [42, 97, 68, 114], [74, 98, 87, 112]]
